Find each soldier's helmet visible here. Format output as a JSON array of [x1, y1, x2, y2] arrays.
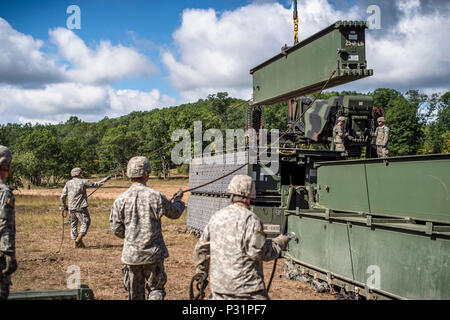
[[0, 145, 12, 167], [377, 117, 385, 123], [127, 156, 151, 178], [226, 174, 256, 199], [338, 116, 346, 122], [71, 167, 83, 177]]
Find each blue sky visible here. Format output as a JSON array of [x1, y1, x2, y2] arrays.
[[0, 0, 449, 124]]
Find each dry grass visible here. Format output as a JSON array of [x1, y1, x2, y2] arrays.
[[11, 179, 334, 300]]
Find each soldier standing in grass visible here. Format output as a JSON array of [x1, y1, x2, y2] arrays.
[[374, 117, 390, 158], [193, 174, 291, 300], [61, 168, 110, 248], [0, 146, 17, 299], [109, 156, 185, 300]]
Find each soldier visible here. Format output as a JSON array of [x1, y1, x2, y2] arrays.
[[0, 146, 17, 300], [109, 156, 185, 300], [193, 174, 291, 300], [374, 117, 390, 158], [333, 116, 350, 154], [61, 168, 110, 248]]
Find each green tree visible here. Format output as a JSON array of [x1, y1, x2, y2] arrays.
[[385, 97, 423, 156]]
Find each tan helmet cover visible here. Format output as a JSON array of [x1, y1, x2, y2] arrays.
[[0, 145, 12, 167], [71, 167, 83, 177], [226, 174, 256, 199], [127, 156, 151, 178], [377, 117, 386, 123], [338, 116, 346, 122]]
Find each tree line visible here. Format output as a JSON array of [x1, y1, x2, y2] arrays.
[[1, 89, 448, 188]]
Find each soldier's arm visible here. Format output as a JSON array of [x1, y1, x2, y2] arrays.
[[383, 127, 390, 146], [84, 176, 110, 188], [372, 127, 378, 137], [245, 218, 282, 262], [160, 193, 185, 220], [193, 224, 210, 275], [0, 190, 15, 255], [60, 184, 68, 207], [109, 199, 125, 239]]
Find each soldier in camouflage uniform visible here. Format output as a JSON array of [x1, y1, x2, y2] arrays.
[[374, 117, 390, 158], [0, 146, 17, 300], [61, 168, 110, 248], [193, 174, 291, 300], [110, 156, 185, 300], [333, 116, 351, 154]]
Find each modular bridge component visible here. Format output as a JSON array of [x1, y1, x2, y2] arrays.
[[8, 284, 94, 300], [250, 21, 372, 106], [285, 154, 450, 299]]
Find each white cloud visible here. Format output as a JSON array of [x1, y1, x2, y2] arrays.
[[360, 0, 450, 92], [0, 18, 174, 124], [49, 28, 158, 85], [0, 18, 67, 86], [0, 83, 175, 124], [163, 0, 449, 101], [162, 0, 359, 102]]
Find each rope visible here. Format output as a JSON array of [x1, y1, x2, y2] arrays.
[[189, 274, 208, 300], [57, 207, 67, 254]]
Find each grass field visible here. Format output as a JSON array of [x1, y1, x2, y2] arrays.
[[11, 177, 334, 300]]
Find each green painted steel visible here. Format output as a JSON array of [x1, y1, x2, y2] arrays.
[[287, 214, 450, 299], [250, 21, 372, 106], [315, 154, 450, 223], [8, 284, 94, 300]]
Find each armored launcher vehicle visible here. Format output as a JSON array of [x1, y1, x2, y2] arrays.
[[187, 21, 450, 299]]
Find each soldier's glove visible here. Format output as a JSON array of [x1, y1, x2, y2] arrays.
[[1, 253, 17, 276], [173, 189, 184, 200], [347, 135, 354, 140], [272, 234, 291, 251]]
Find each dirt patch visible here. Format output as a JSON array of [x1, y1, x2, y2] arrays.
[[11, 181, 335, 300]]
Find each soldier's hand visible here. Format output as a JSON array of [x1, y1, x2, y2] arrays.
[[348, 135, 354, 140], [173, 189, 184, 200], [272, 234, 291, 251], [2, 254, 17, 276], [60, 205, 68, 211]]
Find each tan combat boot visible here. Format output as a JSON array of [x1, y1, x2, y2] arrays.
[[75, 234, 86, 248]]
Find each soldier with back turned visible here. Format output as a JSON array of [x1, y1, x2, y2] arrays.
[[110, 156, 185, 300], [193, 174, 291, 300]]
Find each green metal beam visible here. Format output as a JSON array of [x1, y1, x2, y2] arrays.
[[250, 21, 372, 106]]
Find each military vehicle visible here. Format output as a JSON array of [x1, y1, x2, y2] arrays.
[[187, 21, 450, 299]]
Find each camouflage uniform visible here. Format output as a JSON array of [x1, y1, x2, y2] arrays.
[[0, 146, 16, 300], [193, 175, 289, 300], [110, 156, 185, 300], [333, 118, 347, 153], [61, 175, 108, 240], [375, 124, 390, 158]]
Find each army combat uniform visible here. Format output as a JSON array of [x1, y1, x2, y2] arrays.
[[193, 203, 284, 300], [375, 125, 390, 158], [61, 176, 108, 242], [110, 183, 185, 300], [0, 178, 15, 299]]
